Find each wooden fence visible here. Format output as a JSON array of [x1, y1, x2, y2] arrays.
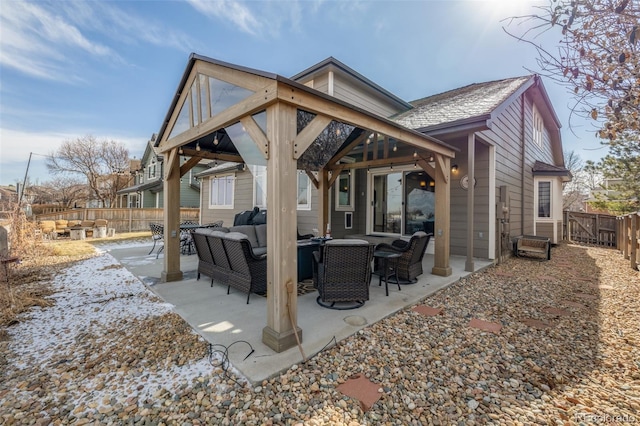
[[35, 208, 200, 233], [617, 212, 640, 271], [563, 211, 617, 247]]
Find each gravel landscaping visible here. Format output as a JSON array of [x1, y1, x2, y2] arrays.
[[1, 242, 639, 425]]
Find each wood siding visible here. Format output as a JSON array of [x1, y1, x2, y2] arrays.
[[332, 73, 403, 117]]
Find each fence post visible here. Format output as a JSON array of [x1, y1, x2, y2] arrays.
[[129, 208, 133, 233], [631, 213, 638, 270]]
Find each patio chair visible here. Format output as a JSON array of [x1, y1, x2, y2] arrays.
[[374, 231, 431, 283], [149, 223, 164, 258], [312, 239, 374, 310], [221, 232, 267, 304], [192, 231, 230, 286]]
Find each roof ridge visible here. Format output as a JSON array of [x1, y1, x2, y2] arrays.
[[408, 75, 533, 105]]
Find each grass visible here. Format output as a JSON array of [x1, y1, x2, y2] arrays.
[[1, 215, 151, 337]]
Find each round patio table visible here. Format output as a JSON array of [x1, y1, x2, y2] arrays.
[[373, 250, 401, 296]]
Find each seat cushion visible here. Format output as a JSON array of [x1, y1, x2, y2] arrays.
[[252, 246, 267, 257], [255, 224, 267, 248], [229, 225, 259, 248]]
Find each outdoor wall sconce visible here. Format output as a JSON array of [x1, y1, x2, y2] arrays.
[[420, 180, 427, 188], [451, 164, 459, 172]]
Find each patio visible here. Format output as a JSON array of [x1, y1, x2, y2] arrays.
[[108, 240, 492, 383]]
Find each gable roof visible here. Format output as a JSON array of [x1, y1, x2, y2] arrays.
[[291, 56, 412, 111], [393, 76, 533, 131]]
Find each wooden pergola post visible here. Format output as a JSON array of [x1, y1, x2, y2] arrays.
[[432, 154, 452, 276], [262, 102, 302, 352], [161, 148, 183, 282]]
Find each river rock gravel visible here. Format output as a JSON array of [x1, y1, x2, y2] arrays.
[[1, 243, 639, 425]]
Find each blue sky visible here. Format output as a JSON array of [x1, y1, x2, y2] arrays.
[[0, 0, 606, 186]]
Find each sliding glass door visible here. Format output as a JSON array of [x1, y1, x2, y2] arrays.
[[368, 169, 435, 236]]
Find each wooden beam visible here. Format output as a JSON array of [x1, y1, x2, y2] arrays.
[[277, 83, 456, 158], [417, 158, 436, 177], [329, 154, 417, 172], [262, 102, 301, 353], [305, 170, 319, 189], [240, 115, 270, 160], [195, 60, 276, 92], [165, 148, 179, 180], [161, 151, 183, 282], [435, 153, 449, 184], [160, 82, 278, 153], [432, 155, 452, 277], [328, 170, 340, 188], [180, 148, 245, 164], [383, 135, 389, 159], [372, 132, 378, 160], [327, 130, 370, 167], [179, 155, 202, 178], [292, 114, 332, 160]]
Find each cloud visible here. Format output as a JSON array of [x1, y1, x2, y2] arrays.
[[186, 0, 262, 36], [0, 1, 197, 82], [0, 1, 121, 81]]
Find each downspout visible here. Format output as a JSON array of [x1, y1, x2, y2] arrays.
[[520, 92, 526, 234]]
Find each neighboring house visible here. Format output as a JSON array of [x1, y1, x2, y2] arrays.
[[117, 136, 207, 208], [198, 57, 569, 259]]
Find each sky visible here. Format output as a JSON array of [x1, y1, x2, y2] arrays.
[[0, 0, 608, 186]]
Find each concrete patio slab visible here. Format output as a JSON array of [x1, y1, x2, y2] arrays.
[[106, 242, 493, 384]]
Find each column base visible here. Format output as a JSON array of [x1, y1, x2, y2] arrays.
[[262, 325, 303, 353], [465, 260, 475, 272], [431, 266, 452, 277], [161, 270, 183, 282]]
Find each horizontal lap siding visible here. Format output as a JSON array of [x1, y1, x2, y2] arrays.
[[445, 138, 491, 257], [333, 74, 403, 117]]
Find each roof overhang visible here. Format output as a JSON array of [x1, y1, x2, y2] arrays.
[[116, 180, 162, 195]]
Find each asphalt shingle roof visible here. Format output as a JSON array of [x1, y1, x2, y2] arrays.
[[393, 76, 532, 130]]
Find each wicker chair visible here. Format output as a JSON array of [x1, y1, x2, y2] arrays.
[[148, 223, 164, 258], [374, 231, 431, 283], [312, 239, 374, 310], [192, 231, 229, 287], [221, 232, 267, 304]]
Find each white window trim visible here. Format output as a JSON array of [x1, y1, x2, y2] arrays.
[[208, 173, 235, 209], [532, 104, 544, 148], [335, 157, 355, 211], [252, 165, 267, 209], [534, 178, 553, 221], [297, 171, 312, 211]]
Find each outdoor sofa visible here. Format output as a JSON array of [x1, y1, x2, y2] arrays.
[[192, 226, 267, 303]]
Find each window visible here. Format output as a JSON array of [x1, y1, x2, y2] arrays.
[[537, 181, 551, 218], [148, 162, 157, 179], [335, 169, 355, 211], [533, 105, 544, 148], [253, 166, 311, 210], [252, 165, 267, 208], [209, 174, 235, 209], [297, 172, 311, 210]]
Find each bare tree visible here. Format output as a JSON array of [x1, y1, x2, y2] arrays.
[[40, 176, 88, 208], [562, 150, 587, 210], [47, 135, 130, 207], [504, 0, 639, 139]]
